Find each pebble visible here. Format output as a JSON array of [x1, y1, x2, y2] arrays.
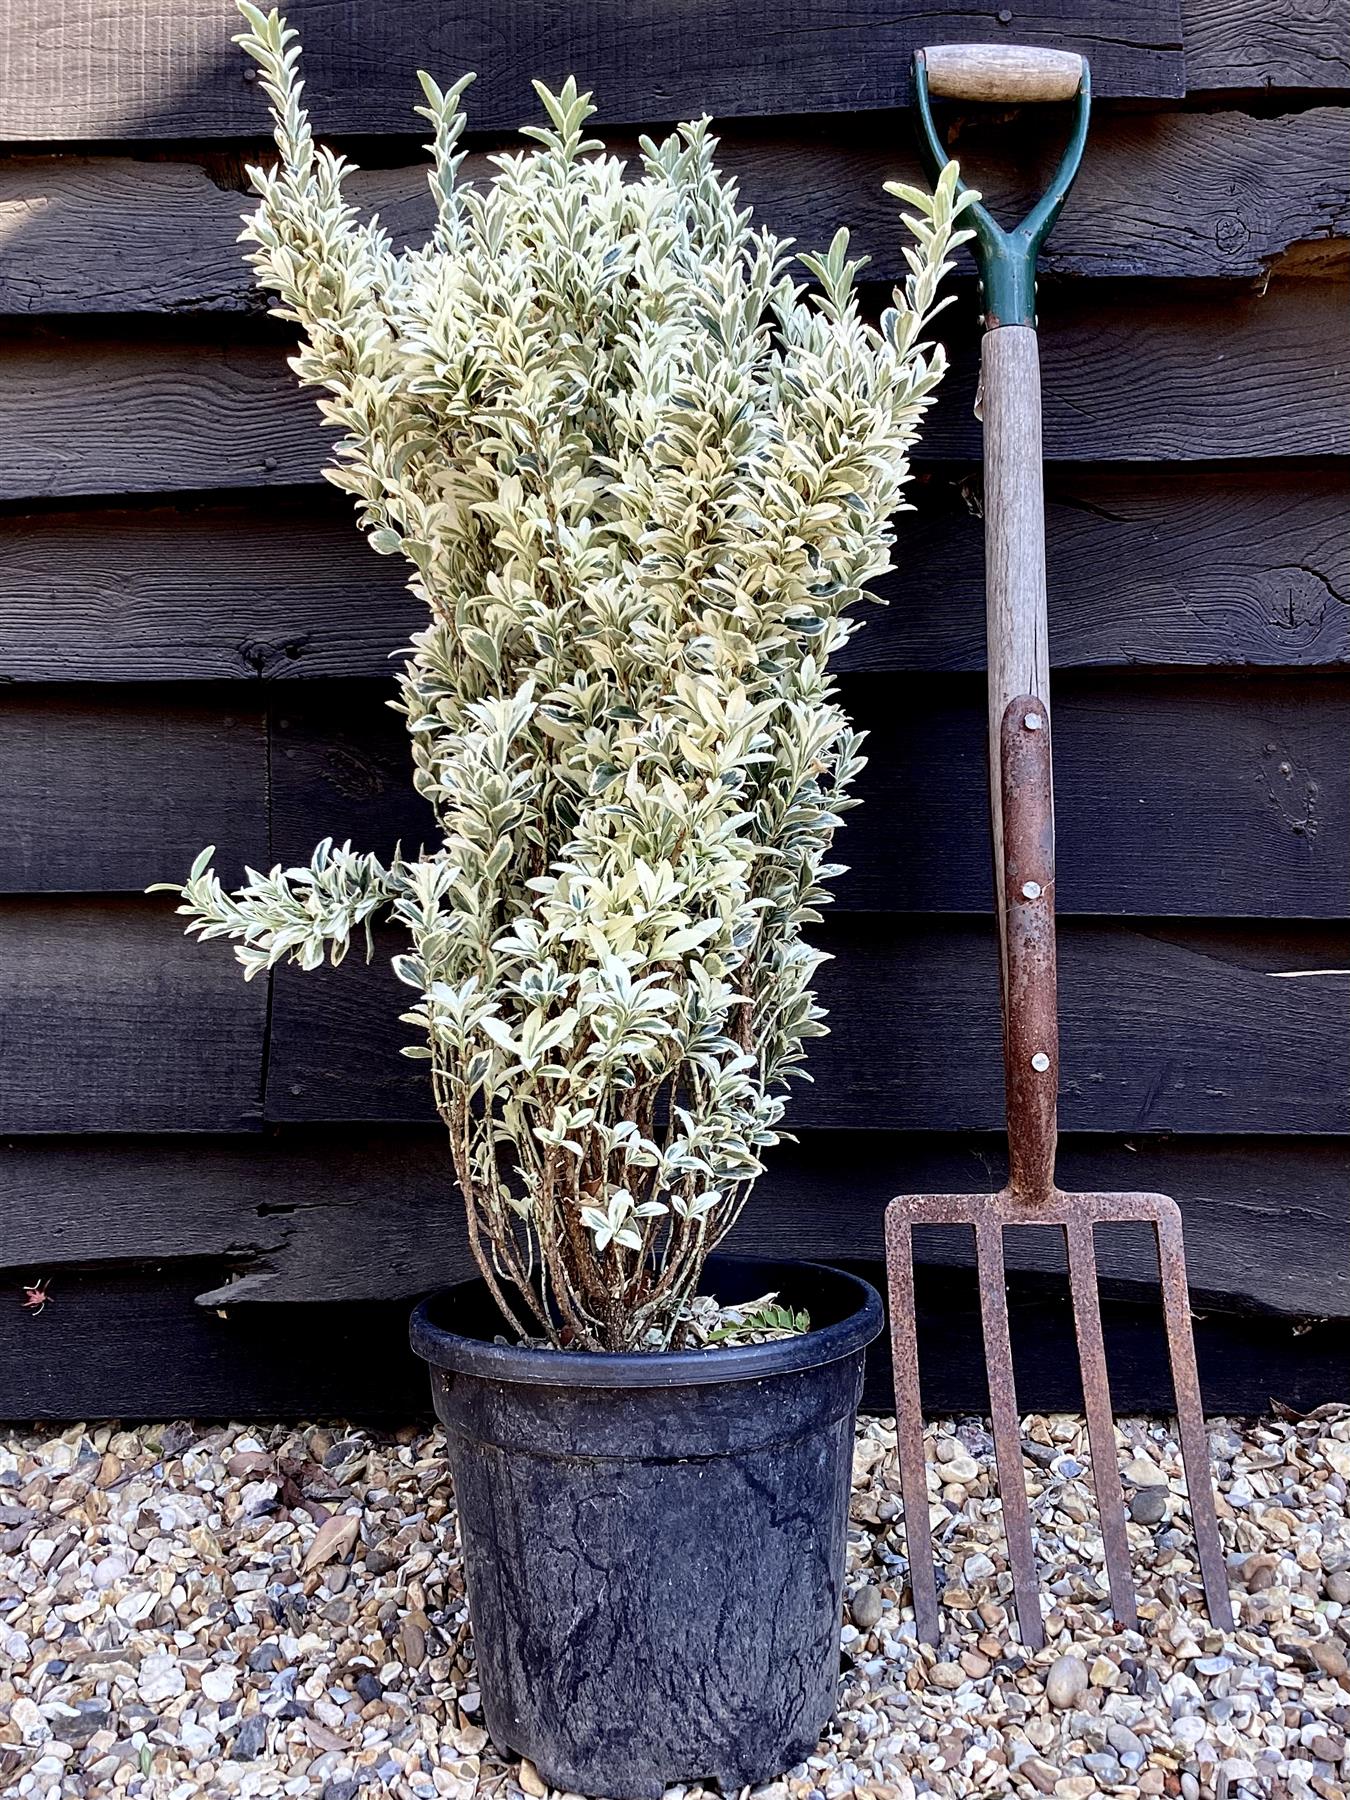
[[233, 1712, 269, 1761], [1046, 1654, 1089, 1708], [137, 1650, 185, 1704], [1130, 1484, 1169, 1524], [850, 1585, 883, 1632], [1307, 1639, 1349, 1679], [2, 1408, 1347, 1800]]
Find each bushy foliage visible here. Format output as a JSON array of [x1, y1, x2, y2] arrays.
[[162, 3, 971, 1349]]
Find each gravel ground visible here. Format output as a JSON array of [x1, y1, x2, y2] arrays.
[[2, 1407, 1348, 1800]]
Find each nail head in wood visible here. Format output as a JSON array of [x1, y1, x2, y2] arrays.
[[1031, 1052, 1051, 1072]]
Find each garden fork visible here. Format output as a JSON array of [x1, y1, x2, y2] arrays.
[[884, 43, 1234, 1650]]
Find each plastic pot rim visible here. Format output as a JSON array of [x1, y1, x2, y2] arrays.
[[409, 1254, 883, 1390]]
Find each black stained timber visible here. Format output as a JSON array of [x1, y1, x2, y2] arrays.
[[0, 1261, 1340, 1423], [0, 2, 1184, 144], [1, 469, 1345, 683], [0, 896, 266, 1133], [2, 106, 1345, 317], [0, 689, 267, 894], [8, 1126, 1338, 1320], [267, 671, 1350, 921], [0, 283, 1345, 504], [1182, 0, 1350, 92], [264, 915, 1350, 1135]]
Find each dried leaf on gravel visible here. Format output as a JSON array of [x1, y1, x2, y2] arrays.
[[300, 1510, 360, 1572]]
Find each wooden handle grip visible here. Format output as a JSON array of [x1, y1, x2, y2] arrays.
[[923, 43, 1084, 103]]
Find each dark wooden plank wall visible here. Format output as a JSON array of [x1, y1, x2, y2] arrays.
[[1, 0, 1347, 1418]]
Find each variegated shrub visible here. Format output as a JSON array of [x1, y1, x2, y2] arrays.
[[160, 3, 971, 1350]]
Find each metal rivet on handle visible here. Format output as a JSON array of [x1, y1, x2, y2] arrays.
[[1021, 880, 1042, 899], [1030, 1052, 1051, 1072], [1023, 712, 1043, 731]]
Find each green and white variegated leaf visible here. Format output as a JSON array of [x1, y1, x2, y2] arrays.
[[157, 3, 973, 1350]]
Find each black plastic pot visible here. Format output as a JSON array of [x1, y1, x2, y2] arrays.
[[410, 1256, 883, 1799]]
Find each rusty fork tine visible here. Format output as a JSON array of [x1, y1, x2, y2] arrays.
[[974, 1218, 1043, 1651], [1155, 1204, 1234, 1631], [885, 1212, 941, 1644], [1064, 1219, 1136, 1630]]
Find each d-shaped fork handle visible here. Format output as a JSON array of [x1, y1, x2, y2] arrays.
[[912, 45, 1090, 328]]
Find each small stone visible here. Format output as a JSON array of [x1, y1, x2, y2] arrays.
[[1083, 1752, 1124, 1783], [1137, 1773, 1165, 1796], [1311, 1735, 1345, 1763], [233, 1713, 268, 1761], [323, 1781, 361, 1800], [1124, 1456, 1166, 1487], [11, 1697, 45, 1743], [959, 1650, 991, 1678], [1021, 1758, 1060, 1795], [1045, 1653, 1089, 1708], [248, 1643, 282, 1672], [518, 1758, 549, 1797], [399, 1617, 426, 1665], [356, 1673, 383, 1704], [1325, 1568, 1350, 1606], [1106, 1723, 1144, 1763], [1088, 1654, 1118, 1687], [51, 1701, 111, 1749], [943, 1454, 979, 1484], [1130, 1485, 1168, 1524], [1308, 1640, 1350, 1680], [200, 1666, 238, 1704], [1244, 1554, 1278, 1591], [138, 1651, 186, 1705], [963, 1552, 996, 1582], [364, 1544, 397, 1576], [1053, 1777, 1096, 1800], [929, 1660, 965, 1689], [850, 1585, 883, 1632]]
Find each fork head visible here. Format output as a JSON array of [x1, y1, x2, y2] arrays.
[[884, 1186, 1233, 1649]]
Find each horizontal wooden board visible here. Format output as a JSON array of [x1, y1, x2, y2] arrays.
[[0, 2, 1183, 144], [0, 691, 266, 892], [270, 671, 1350, 920], [4, 108, 1345, 317], [265, 916, 1350, 1134], [2, 1128, 1344, 1322], [3, 468, 1346, 682], [0, 1257, 1340, 1420], [2, 283, 1343, 503], [1183, 0, 1350, 90], [0, 896, 266, 1132], [922, 281, 1350, 463]]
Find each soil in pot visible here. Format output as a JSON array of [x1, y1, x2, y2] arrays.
[[410, 1256, 883, 1799]]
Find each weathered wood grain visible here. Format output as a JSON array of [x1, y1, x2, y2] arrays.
[[0, 897, 266, 1132], [264, 917, 1350, 1133], [0, 691, 266, 893], [270, 672, 1350, 920], [920, 281, 1350, 463], [3, 108, 1344, 316], [1183, 0, 1350, 90], [2, 284, 1341, 502], [0, 1257, 1340, 1420], [3, 470, 1344, 682], [0, 2, 1184, 144], [3, 1128, 1344, 1321]]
